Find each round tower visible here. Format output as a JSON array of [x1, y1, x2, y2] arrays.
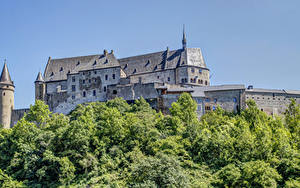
[[35, 72, 46, 101], [0, 63, 14, 129]]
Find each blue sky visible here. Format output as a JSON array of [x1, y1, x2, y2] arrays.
[[0, 0, 299, 109]]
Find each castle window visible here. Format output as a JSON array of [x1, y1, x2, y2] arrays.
[[205, 81, 208, 85], [273, 93, 275, 97], [72, 85, 76, 92], [83, 80, 85, 84], [104, 86, 107, 92], [112, 74, 115, 79], [68, 70, 70, 74], [191, 68, 195, 73], [83, 91, 86, 97], [157, 76, 160, 79], [105, 75, 108, 80], [181, 78, 185, 83], [205, 106, 211, 111], [185, 78, 187, 83], [3, 92, 5, 96], [168, 77, 170, 81], [233, 97, 237, 103], [72, 95, 75, 99], [113, 90, 117, 94], [93, 90, 96, 96], [190, 78, 193, 83], [200, 80, 203, 84], [60, 67, 63, 72], [199, 69, 202, 74], [89, 79, 91, 83], [72, 76, 75, 82], [94, 71, 97, 74]]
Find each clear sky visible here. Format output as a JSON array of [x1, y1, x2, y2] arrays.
[[0, 0, 299, 109]]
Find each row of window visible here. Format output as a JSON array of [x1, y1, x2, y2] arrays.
[[71, 85, 107, 92], [181, 78, 208, 85], [191, 68, 203, 74], [196, 97, 237, 103], [72, 74, 116, 83], [71, 87, 107, 99], [247, 96, 298, 101]]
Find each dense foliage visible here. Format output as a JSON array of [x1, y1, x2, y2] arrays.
[[0, 93, 299, 187]]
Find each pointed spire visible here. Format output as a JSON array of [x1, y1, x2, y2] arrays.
[[0, 62, 13, 85], [182, 24, 187, 49], [35, 72, 44, 82]]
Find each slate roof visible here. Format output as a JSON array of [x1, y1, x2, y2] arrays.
[[35, 72, 44, 82], [43, 47, 207, 82], [0, 63, 13, 85], [44, 52, 119, 82], [119, 48, 207, 76]]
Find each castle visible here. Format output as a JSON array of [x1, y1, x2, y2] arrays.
[[1, 30, 300, 128]]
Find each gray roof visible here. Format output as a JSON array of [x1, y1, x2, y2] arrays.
[[35, 72, 44, 82], [119, 48, 207, 76], [246, 88, 300, 95], [194, 84, 246, 92], [44, 52, 119, 82], [0, 63, 13, 85], [43, 47, 207, 82]]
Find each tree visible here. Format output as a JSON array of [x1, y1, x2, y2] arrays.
[[170, 92, 198, 126]]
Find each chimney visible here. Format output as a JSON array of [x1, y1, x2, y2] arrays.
[[103, 49, 108, 56]]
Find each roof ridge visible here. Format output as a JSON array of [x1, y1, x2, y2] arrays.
[[51, 54, 101, 61]]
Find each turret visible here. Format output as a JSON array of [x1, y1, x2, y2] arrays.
[[35, 71, 46, 101], [0, 62, 14, 128]]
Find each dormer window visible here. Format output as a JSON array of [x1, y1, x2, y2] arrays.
[[145, 60, 150, 67], [133, 69, 136, 74], [50, 72, 54, 76], [60, 67, 63, 72], [154, 65, 157, 70], [124, 64, 128, 69], [104, 59, 108, 64], [199, 69, 202, 74], [77, 61, 80, 66], [93, 61, 97, 65]]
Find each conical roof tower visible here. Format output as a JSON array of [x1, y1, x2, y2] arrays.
[[0, 63, 13, 85]]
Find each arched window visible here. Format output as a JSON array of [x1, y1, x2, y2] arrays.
[[205, 80, 208, 85], [93, 90, 96, 96], [83, 91, 86, 97]]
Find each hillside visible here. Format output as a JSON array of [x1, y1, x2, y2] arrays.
[[0, 93, 299, 187]]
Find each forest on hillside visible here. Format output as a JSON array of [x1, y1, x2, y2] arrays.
[[0, 93, 299, 187]]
